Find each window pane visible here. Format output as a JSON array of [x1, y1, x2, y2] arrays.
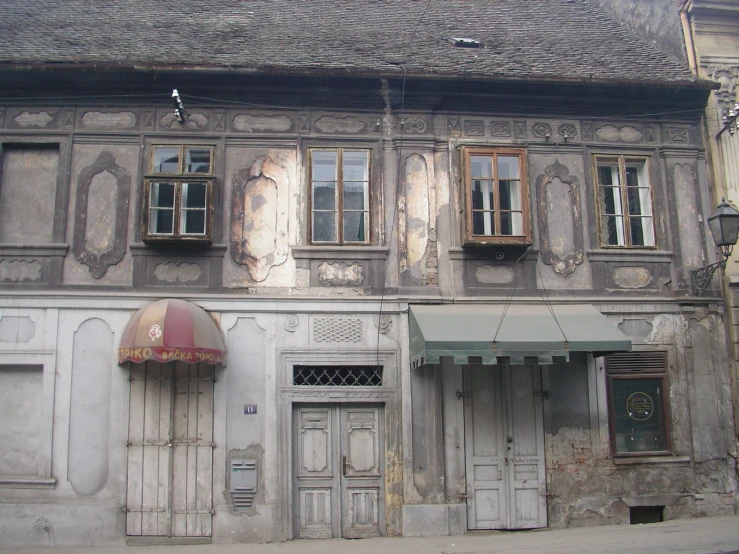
[[150, 182, 175, 208], [344, 181, 368, 210], [150, 208, 174, 234], [313, 211, 336, 242], [630, 216, 655, 247], [472, 180, 494, 211], [497, 156, 519, 179], [500, 211, 523, 236], [473, 211, 494, 236], [182, 209, 206, 234], [343, 151, 369, 182], [611, 377, 667, 453], [149, 182, 175, 234], [182, 182, 206, 208], [470, 156, 493, 178], [602, 215, 624, 246], [312, 151, 337, 181], [185, 148, 211, 174], [499, 180, 521, 210], [313, 182, 336, 211], [181, 182, 207, 235], [343, 211, 367, 242], [153, 147, 179, 173]]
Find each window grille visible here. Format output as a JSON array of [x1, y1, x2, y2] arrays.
[[293, 365, 383, 386]]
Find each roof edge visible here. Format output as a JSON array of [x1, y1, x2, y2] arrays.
[[0, 62, 719, 91]]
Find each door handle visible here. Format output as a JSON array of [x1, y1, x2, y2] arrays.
[[342, 455, 354, 476]]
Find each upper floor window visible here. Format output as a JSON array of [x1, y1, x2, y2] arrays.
[[310, 149, 370, 244], [606, 351, 670, 456], [462, 147, 531, 245], [595, 155, 655, 248], [142, 145, 214, 243]]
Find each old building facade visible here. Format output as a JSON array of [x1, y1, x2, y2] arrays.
[[0, 0, 736, 547], [680, 0, 739, 461]]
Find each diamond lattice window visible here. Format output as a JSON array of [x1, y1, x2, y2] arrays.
[[293, 365, 383, 386]]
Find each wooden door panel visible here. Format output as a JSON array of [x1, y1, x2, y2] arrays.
[[341, 406, 383, 539], [345, 409, 380, 477], [172, 363, 214, 537], [464, 366, 506, 530], [298, 409, 333, 477], [127, 362, 213, 538], [506, 365, 547, 530], [299, 488, 333, 539], [346, 487, 379, 532], [294, 404, 384, 539]]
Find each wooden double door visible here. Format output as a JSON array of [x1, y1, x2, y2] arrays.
[[126, 362, 214, 538], [463, 364, 547, 530], [293, 404, 384, 539]]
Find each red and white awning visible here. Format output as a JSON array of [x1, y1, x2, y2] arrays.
[[118, 299, 226, 366]]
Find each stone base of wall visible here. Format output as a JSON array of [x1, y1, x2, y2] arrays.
[[402, 504, 466, 537], [0, 503, 125, 547]]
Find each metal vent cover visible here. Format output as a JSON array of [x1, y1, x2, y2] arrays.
[[606, 351, 666, 373]]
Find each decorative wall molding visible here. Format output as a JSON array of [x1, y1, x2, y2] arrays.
[[72, 151, 130, 279], [595, 125, 643, 142], [0, 259, 42, 282], [318, 262, 364, 285], [536, 160, 583, 276], [231, 155, 289, 282], [153, 262, 202, 283]]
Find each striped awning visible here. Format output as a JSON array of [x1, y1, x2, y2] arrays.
[[118, 299, 226, 366]]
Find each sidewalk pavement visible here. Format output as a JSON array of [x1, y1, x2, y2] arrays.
[[2, 515, 739, 554]]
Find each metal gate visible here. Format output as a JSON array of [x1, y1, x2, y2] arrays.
[[462, 363, 546, 530], [293, 404, 384, 539], [126, 361, 214, 537]]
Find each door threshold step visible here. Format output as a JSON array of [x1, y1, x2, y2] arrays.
[[126, 537, 212, 546]]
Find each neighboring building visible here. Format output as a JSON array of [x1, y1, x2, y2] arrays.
[[0, 0, 736, 547], [679, 0, 739, 467]]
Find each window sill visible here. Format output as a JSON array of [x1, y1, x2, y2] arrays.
[[449, 246, 538, 261], [0, 476, 56, 489], [0, 243, 69, 257], [130, 243, 227, 257], [613, 455, 690, 466], [292, 246, 389, 260], [587, 249, 673, 263]]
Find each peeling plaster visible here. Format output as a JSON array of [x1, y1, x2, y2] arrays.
[[231, 155, 290, 282]]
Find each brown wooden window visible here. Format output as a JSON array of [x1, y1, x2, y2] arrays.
[[142, 145, 214, 243], [594, 155, 655, 248], [462, 147, 531, 245], [309, 149, 370, 244], [606, 351, 670, 456]]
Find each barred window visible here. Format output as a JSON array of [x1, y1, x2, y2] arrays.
[[293, 365, 383, 386]]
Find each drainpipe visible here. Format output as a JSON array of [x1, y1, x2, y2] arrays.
[[679, 0, 698, 76]]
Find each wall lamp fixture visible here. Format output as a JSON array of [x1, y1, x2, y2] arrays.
[[691, 199, 739, 295]]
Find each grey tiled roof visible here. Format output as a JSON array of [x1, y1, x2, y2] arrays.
[[0, 0, 699, 86]]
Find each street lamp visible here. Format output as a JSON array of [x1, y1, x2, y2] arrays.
[[691, 199, 739, 295]]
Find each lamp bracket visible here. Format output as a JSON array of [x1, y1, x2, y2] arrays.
[[690, 258, 728, 296]]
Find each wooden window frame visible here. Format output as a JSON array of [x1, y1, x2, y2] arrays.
[[606, 351, 671, 457], [593, 154, 656, 249], [141, 145, 215, 244], [308, 148, 371, 245], [461, 146, 532, 246]]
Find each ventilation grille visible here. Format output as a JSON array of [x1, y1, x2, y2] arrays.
[[231, 492, 255, 510], [312, 318, 363, 343], [293, 365, 383, 386], [606, 351, 666, 373]]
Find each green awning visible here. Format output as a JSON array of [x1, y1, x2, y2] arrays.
[[409, 304, 631, 366]]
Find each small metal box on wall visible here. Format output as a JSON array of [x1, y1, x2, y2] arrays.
[[230, 459, 257, 510]]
